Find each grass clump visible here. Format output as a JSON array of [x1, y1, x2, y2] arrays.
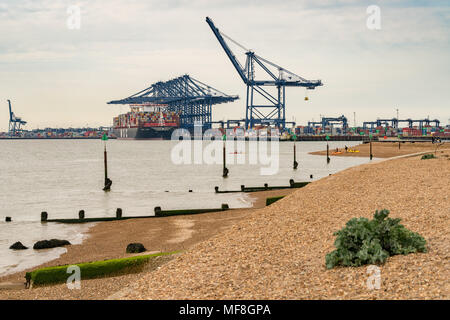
[[266, 196, 285, 206], [325, 209, 426, 269], [421, 154, 436, 160], [26, 251, 178, 286]]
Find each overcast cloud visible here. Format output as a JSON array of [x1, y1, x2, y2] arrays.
[[0, 0, 449, 130]]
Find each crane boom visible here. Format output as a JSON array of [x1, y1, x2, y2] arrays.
[[206, 17, 248, 84], [7, 99, 12, 121], [206, 16, 323, 129]]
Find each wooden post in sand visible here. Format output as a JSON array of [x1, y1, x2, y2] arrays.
[[369, 136, 373, 160]]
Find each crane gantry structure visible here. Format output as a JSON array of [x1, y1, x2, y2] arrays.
[[362, 118, 441, 131], [206, 17, 323, 130], [107, 75, 238, 131], [308, 115, 348, 134], [7, 100, 27, 136]]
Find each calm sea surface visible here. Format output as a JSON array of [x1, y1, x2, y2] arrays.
[[0, 139, 371, 276]]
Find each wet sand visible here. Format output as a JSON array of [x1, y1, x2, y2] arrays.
[[0, 188, 293, 298]]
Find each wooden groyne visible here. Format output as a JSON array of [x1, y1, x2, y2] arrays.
[[215, 179, 309, 193], [41, 205, 231, 224]]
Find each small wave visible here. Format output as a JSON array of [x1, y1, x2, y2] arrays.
[[0, 223, 96, 277], [236, 194, 255, 207]]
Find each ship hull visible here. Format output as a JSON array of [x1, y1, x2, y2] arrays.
[[114, 127, 175, 140]]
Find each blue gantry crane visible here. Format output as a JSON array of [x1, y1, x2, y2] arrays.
[[308, 115, 348, 134], [363, 118, 441, 131], [7, 100, 27, 136], [363, 119, 395, 130], [107, 75, 238, 131], [206, 17, 323, 130]]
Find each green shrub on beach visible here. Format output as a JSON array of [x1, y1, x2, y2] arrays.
[[325, 209, 426, 269], [421, 154, 436, 160], [26, 251, 178, 286]]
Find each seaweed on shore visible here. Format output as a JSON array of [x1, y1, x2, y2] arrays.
[[25, 251, 179, 287], [421, 154, 436, 160]]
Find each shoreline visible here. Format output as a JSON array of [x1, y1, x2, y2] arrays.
[[309, 141, 448, 158], [1, 143, 448, 299], [0, 188, 294, 292]]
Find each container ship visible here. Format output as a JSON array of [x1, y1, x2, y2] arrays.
[[113, 104, 180, 139]]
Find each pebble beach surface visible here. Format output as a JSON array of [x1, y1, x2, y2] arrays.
[[1, 147, 448, 299], [118, 149, 449, 300]]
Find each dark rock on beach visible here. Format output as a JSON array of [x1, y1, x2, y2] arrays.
[[9, 242, 28, 250], [33, 239, 71, 250], [126, 243, 146, 254]]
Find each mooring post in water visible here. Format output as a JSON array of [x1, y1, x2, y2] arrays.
[[222, 133, 228, 178], [102, 133, 112, 191], [326, 135, 330, 164], [293, 143, 298, 170], [326, 144, 330, 164], [293, 134, 298, 170], [104, 145, 107, 182], [103, 144, 110, 190]]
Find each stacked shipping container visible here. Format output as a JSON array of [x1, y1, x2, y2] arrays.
[[113, 111, 180, 129]]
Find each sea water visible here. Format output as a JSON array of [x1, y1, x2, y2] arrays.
[[0, 139, 370, 276]]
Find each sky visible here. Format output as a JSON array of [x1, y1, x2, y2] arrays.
[[0, 0, 449, 131]]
